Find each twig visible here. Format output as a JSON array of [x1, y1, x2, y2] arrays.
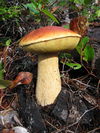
[[45, 119, 60, 132], [72, 78, 96, 89], [56, 106, 97, 133], [53, 129, 74, 133], [87, 127, 100, 133], [96, 80, 100, 94], [75, 106, 98, 133]]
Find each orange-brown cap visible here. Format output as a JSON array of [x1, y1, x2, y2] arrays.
[[19, 26, 81, 53]]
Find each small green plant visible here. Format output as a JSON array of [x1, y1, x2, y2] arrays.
[[0, 39, 12, 80], [5, 39, 12, 47], [76, 36, 95, 62], [69, 0, 100, 21], [23, 0, 59, 24], [0, 38, 11, 47], [0, 79, 12, 89], [65, 62, 82, 70], [0, 5, 21, 21], [0, 60, 4, 80], [60, 53, 82, 70], [0, 38, 12, 89]]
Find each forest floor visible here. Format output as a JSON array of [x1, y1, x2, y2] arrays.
[[0, 20, 100, 133]]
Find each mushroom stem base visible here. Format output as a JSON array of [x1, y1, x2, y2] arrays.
[[36, 53, 61, 106]]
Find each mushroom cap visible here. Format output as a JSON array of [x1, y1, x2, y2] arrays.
[[19, 26, 81, 53]]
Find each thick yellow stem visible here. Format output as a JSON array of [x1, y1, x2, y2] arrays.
[[36, 53, 61, 106]]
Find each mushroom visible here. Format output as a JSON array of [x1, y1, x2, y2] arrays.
[[19, 26, 81, 106]]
